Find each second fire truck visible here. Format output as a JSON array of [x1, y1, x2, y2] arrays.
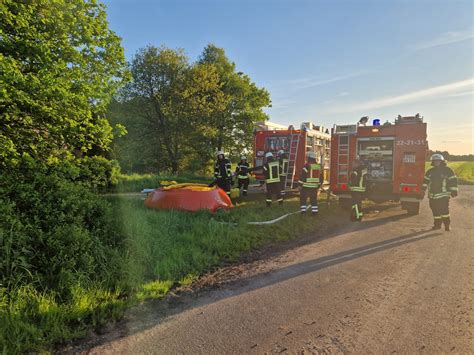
[[330, 114, 428, 215]]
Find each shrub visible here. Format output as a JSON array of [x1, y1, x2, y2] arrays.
[[0, 159, 126, 297]]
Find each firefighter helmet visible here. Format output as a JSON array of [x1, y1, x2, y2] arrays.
[[430, 153, 444, 161], [216, 150, 225, 157], [241, 155, 247, 161], [277, 149, 285, 157], [307, 151, 316, 160], [265, 152, 274, 159]]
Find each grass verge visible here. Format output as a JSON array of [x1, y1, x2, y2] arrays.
[[2, 192, 342, 353]]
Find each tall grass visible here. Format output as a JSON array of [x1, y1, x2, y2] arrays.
[[113, 194, 338, 290]]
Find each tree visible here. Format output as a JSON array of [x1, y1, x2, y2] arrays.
[[115, 46, 227, 174], [111, 44, 271, 174], [0, 0, 127, 167], [197, 44, 271, 157]]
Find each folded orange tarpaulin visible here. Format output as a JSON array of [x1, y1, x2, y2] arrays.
[[144, 184, 233, 212]]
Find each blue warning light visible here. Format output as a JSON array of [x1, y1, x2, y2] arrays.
[[373, 118, 381, 126]]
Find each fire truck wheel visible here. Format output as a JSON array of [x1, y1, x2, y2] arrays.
[[404, 202, 420, 215]]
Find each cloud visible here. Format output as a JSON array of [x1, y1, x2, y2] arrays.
[[410, 29, 474, 51], [285, 71, 367, 90], [447, 90, 474, 98], [323, 78, 474, 114]]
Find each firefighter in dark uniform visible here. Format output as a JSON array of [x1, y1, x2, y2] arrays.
[[263, 152, 283, 206], [278, 150, 289, 199], [349, 159, 368, 221], [235, 155, 250, 196], [213, 150, 232, 198], [298, 151, 322, 215], [423, 154, 458, 231]]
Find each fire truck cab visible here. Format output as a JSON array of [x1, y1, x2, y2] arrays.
[[330, 114, 428, 215], [253, 121, 331, 188]]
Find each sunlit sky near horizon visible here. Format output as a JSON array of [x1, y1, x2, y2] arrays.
[[103, 0, 473, 154]]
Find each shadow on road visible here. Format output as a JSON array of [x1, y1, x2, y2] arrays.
[[72, 228, 442, 351]]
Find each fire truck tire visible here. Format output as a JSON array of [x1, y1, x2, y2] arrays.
[[404, 202, 420, 215]]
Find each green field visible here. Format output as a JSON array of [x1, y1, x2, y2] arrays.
[[425, 161, 474, 185]]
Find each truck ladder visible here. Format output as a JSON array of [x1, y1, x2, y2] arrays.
[[337, 135, 350, 185], [285, 133, 301, 189]]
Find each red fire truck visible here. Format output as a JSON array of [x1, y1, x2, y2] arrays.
[[330, 114, 428, 215], [253, 121, 331, 188]]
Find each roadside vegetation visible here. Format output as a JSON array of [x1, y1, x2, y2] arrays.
[[2, 189, 341, 352]]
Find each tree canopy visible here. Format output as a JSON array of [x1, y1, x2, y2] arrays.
[[0, 0, 127, 167], [110, 44, 270, 174]]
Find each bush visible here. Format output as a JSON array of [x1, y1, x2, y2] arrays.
[[0, 157, 128, 352], [76, 156, 121, 191], [0, 159, 126, 297]]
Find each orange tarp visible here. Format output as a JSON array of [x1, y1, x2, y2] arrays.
[[144, 184, 233, 212]]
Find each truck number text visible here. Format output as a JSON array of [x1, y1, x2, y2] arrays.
[[396, 140, 426, 146]]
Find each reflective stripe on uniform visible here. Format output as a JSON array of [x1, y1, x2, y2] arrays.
[[429, 192, 451, 199]]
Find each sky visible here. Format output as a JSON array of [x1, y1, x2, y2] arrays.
[[102, 0, 474, 154]]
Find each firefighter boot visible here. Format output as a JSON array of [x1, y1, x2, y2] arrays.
[[266, 199, 272, 207], [432, 219, 442, 230], [350, 205, 357, 221], [278, 198, 283, 205], [443, 217, 451, 231]]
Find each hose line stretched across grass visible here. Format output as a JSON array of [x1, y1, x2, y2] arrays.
[[212, 207, 310, 226], [246, 209, 303, 225]]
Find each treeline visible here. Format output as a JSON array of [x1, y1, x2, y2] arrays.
[[428, 151, 474, 162], [108, 44, 270, 175]]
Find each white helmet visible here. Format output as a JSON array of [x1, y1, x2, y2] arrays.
[[241, 155, 247, 160], [307, 151, 316, 160], [430, 153, 444, 161], [265, 151, 274, 159], [217, 150, 225, 157], [277, 149, 285, 156]]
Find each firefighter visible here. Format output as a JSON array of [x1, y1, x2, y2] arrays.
[[278, 150, 289, 198], [298, 151, 322, 215], [235, 155, 250, 196], [423, 154, 458, 231], [349, 159, 368, 221], [213, 150, 232, 197], [263, 152, 283, 206]]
